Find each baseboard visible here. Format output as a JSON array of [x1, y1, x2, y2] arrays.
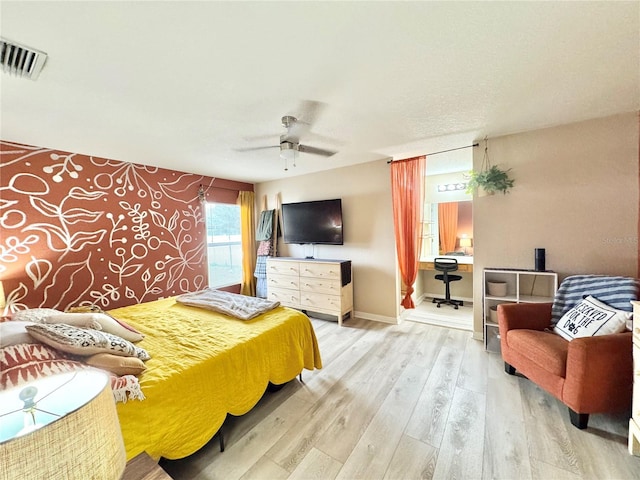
[[354, 310, 398, 324], [405, 309, 472, 331]]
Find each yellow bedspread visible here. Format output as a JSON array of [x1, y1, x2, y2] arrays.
[[108, 297, 322, 461]]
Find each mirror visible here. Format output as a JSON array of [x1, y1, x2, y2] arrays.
[[422, 201, 473, 258], [421, 169, 473, 259]]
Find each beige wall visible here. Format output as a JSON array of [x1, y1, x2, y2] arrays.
[[256, 112, 638, 330], [255, 158, 399, 322], [472, 112, 639, 336], [421, 270, 473, 302]]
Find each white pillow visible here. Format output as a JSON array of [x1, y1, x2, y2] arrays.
[[45, 313, 103, 330], [46, 312, 143, 342], [553, 295, 631, 341], [12, 308, 63, 323], [0, 321, 38, 347]]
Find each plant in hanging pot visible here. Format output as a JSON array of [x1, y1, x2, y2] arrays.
[[465, 137, 515, 196], [465, 165, 514, 195]]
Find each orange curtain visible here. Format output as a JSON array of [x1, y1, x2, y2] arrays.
[[391, 155, 426, 309], [438, 202, 458, 254]]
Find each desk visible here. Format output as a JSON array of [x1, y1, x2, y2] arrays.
[[419, 256, 473, 272], [419, 256, 474, 304]]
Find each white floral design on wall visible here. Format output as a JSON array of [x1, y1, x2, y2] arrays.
[[0, 141, 225, 312]]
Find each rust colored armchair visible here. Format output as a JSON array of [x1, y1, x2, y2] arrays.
[[498, 301, 633, 429]]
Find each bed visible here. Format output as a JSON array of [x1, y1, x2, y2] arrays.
[[108, 296, 322, 461]]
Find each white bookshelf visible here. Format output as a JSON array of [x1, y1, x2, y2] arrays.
[[483, 268, 558, 352]]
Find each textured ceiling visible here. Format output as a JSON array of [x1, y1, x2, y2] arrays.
[[1, 2, 638, 183]]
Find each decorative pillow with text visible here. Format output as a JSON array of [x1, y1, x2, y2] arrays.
[[553, 295, 631, 341]]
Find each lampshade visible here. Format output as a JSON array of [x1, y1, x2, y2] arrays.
[[0, 370, 126, 480], [459, 237, 472, 248]]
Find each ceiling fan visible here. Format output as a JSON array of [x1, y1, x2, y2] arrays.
[[235, 114, 338, 170]]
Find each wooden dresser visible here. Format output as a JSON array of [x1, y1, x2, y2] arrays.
[[266, 258, 353, 326], [630, 301, 640, 456]]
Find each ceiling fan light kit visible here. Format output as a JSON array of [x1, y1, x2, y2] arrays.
[[280, 140, 298, 171]]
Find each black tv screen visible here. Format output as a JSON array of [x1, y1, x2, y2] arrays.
[[281, 199, 344, 245]]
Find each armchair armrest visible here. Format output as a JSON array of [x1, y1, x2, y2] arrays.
[[563, 332, 633, 413], [497, 302, 553, 332]]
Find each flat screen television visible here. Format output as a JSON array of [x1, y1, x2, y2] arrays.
[[281, 199, 344, 245]]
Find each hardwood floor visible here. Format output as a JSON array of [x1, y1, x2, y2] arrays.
[[160, 317, 640, 480]]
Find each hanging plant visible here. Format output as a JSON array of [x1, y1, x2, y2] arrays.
[[465, 137, 514, 195]]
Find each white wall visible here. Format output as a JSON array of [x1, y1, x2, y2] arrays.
[[255, 158, 399, 322]]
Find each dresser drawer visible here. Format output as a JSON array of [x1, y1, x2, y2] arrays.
[[267, 274, 300, 290], [300, 292, 342, 312], [299, 277, 341, 295], [267, 288, 300, 306], [267, 260, 300, 276], [299, 262, 340, 280]]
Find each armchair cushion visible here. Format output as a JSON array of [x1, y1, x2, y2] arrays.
[[507, 329, 568, 377]]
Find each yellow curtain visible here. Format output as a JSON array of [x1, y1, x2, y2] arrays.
[[438, 202, 458, 254], [238, 191, 256, 296]]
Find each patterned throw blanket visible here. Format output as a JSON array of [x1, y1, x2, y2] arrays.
[[176, 288, 280, 320], [551, 274, 639, 324]]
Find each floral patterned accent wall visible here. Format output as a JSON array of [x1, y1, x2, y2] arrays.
[[0, 141, 252, 313]]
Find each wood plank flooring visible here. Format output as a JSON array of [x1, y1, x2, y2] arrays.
[[160, 317, 640, 480]]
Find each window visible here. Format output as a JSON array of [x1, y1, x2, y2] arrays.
[[205, 203, 242, 288]]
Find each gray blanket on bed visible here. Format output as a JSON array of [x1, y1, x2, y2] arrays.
[[176, 288, 280, 320]]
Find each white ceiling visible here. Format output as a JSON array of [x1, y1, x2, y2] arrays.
[[1, 2, 638, 183]]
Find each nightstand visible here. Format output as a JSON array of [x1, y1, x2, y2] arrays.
[[122, 452, 173, 480]]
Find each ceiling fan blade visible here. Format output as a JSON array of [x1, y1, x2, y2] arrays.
[[298, 100, 326, 126], [234, 145, 279, 152], [298, 144, 337, 157], [286, 100, 327, 139]]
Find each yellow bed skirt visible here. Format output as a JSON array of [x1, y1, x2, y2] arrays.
[[108, 297, 322, 461]]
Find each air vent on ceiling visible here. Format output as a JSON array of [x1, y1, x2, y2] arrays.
[[1, 38, 48, 80]]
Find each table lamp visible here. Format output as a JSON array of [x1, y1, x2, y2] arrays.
[[0, 369, 126, 480], [459, 236, 472, 255]]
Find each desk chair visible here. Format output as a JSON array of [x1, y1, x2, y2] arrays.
[[432, 257, 464, 309]]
